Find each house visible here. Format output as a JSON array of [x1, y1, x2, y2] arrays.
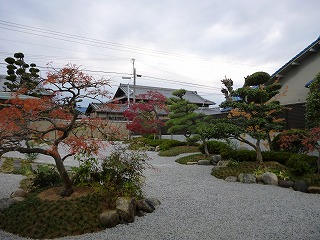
[[267, 36, 320, 129], [85, 84, 215, 121]]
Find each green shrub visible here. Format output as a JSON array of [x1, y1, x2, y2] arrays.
[[33, 165, 61, 189], [231, 149, 256, 162], [271, 129, 308, 153], [261, 151, 294, 165], [286, 154, 316, 176], [198, 141, 232, 155], [100, 144, 148, 197]]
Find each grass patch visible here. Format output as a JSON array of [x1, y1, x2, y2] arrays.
[[0, 158, 15, 173], [0, 191, 111, 239], [175, 153, 211, 164], [211, 161, 287, 179], [159, 146, 200, 157]]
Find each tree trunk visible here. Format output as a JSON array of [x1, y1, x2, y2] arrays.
[[204, 139, 210, 158], [318, 150, 320, 174], [51, 148, 74, 197], [255, 139, 263, 165]]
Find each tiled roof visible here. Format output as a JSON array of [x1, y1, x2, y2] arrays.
[[86, 102, 168, 115], [270, 36, 320, 81], [116, 84, 215, 105], [0, 91, 38, 100]]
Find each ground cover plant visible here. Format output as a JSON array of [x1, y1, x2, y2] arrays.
[[0, 192, 107, 239], [175, 153, 212, 164], [211, 161, 287, 180], [158, 146, 199, 157], [0, 143, 149, 239]]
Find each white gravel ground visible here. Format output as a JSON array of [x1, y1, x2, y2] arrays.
[[1, 151, 320, 240]]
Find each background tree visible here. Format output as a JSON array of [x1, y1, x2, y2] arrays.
[[219, 72, 284, 163], [305, 72, 320, 129], [123, 91, 168, 139], [166, 89, 199, 138], [0, 63, 115, 196], [4, 52, 42, 96]]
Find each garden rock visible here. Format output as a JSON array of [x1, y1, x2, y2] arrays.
[[145, 197, 161, 207], [308, 186, 320, 194], [116, 197, 136, 223], [99, 210, 120, 228], [198, 160, 211, 165], [0, 198, 14, 212], [187, 162, 198, 165], [225, 176, 238, 182], [238, 173, 256, 183], [155, 146, 160, 152], [212, 155, 221, 165], [10, 188, 27, 198], [136, 199, 155, 213], [261, 172, 278, 185], [12, 197, 25, 202], [278, 180, 294, 188], [293, 181, 309, 193]]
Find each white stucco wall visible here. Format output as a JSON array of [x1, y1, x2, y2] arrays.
[[276, 52, 320, 105]]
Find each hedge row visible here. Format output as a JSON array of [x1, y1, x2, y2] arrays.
[[198, 141, 318, 175], [141, 138, 197, 151]]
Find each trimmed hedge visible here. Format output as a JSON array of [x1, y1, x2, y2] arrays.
[[141, 138, 197, 151], [198, 141, 232, 156]]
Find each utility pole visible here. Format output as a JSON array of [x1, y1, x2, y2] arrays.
[[132, 58, 136, 104]]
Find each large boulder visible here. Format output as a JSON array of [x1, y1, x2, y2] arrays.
[[261, 172, 278, 185], [238, 173, 256, 184], [99, 210, 120, 228], [293, 181, 309, 193], [0, 198, 14, 212], [116, 197, 136, 223]]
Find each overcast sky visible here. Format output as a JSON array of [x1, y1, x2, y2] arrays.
[[0, 0, 320, 106]]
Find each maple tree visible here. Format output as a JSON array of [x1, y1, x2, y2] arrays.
[[218, 72, 284, 163], [0, 63, 117, 196], [123, 91, 168, 138]]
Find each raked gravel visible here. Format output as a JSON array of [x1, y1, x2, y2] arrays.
[[1, 151, 320, 240]]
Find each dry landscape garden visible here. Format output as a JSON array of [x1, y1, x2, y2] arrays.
[[0, 53, 320, 239]]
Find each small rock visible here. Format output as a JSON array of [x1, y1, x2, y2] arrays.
[[10, 189, 27, 198], [12, 197, 25, 202], [99, 210, 120, 228], [293, 181, 309, 193], [308, 186, 320, 194], [225, 176, 238, 182], [197, 160, 211, 165], [187, 162, 198, 165], [136, 210, 145, 217], [116, 197, 136, 223], [136, 199, 155, 213], [278, 180, 294, 188], [0, 198, 14, 212], [155, 146, 160, 152], [238, 173, 256, 184], [145, 197, 161, 207], [261, 172, 278, 185], [212, 155, 221, 165]]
